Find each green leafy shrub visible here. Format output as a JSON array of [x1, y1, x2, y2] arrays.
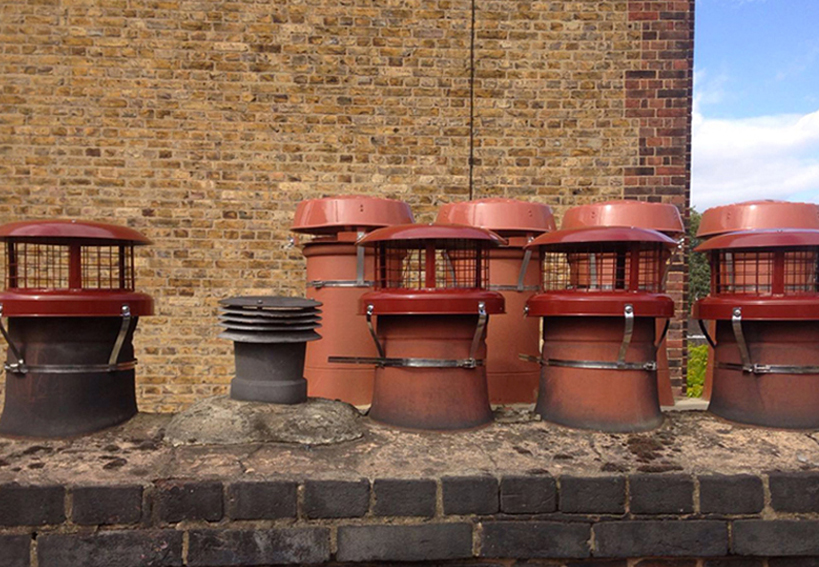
[[687, 344, 708, 397]]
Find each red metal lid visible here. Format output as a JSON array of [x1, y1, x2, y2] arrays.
[[361, 289, 505, 315], [694, 295, 819, 321], [697, 200, 819, 238], [0, 290, 154, 317], [561, 200, 684, 237], [0, 220, 151, 245], [291, 196, 414, 235], [527, 291, 674, 318], [525, 227, 678, 250], [435, 198, 556, 236], [694, 229, 819, 252], [358, 223, 507, 246]]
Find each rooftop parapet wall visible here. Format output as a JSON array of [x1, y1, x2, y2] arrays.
[[1, 411, 818, 565], [0, 0, 694, 411]]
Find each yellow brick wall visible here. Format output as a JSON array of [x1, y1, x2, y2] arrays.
[[0, 0, 693, 412]]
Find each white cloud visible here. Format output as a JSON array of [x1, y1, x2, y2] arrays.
[[691, 76, 819, 210]]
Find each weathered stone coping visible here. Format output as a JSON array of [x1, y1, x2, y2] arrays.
[[1, 410, 819, 566]]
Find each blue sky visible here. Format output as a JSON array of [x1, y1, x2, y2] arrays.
[[691, 0, 819, 209]]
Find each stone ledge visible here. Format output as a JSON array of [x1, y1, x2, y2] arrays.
[[0, 411, 818, 564]]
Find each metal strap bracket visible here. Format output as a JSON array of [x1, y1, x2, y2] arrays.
[[731, 307, 753, 369], [616, 304, 635, 366], [467, 302, 488, 363], [355, 230, 366, 286], [516, 248, 533, 291], [698, 318, 717, 349], [108, 304, 132, 368], [308, 279, 375, 289], [332, 302, 488, 369], [720, 306, 819, 375], [1, 303, 138, 375], [518, 303, 656, 371], [365, 304, 385, 359], [329, 356, 485, 369], [0, 303, 27, 374]]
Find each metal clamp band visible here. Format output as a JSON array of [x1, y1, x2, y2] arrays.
[[517, 354, 656, 372], [717, 361, 819, 375], [328, 356, 484, 369], [0, 303, 26, 374], [488, 284, 540, 292], [307, 280, 375, 289], [5, 360, 138, 375]]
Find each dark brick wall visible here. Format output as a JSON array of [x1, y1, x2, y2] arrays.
[[3, 471, 819, 565]]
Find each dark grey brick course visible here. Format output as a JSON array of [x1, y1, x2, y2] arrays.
[[154, 480, 223, 523], [442, 475, 498, 515], [629, 474, 694, 514], [699, 475, 763, 515], [500, 475, 556, 514], [372, 478, 436, 517], [0, 484, 64, 526], [303, 479, 369, 519], [733, 520, 819, 556], [337, 523, 472, 562], [0, 534, 30, 567], [481, 521, 591, 558], [560, 476, 625, 514], [71, 484, 143, 525], [187, 528, 330, 566], [593, 520, 728, 557], [38, 530, 182, 567], [226, 480, 297, 520], [769, 472, 819, 513]]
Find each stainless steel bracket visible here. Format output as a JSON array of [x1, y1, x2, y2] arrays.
[[518, 304, 656, 371], [731, 307, 753, 369], [516, 248, 533, 291], [356, 230, 366, 286], [329, 356, 484, 369], [720, 307, 819, 374], [468, 302, 488, 363], [307, 279, 375, 289], [717, 361, 819, 375], [698, 318, 717, 349], [365, 304, 385, 359], [616, 304, 635, 366], [517, 353, 656, 372], [0, 303, 26, 374], [488, 284, 540, 292], [5, 360, 138, 375], [108, 304, 132, 367], [332, 302, 488, 369]]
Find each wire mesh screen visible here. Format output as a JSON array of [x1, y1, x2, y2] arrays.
[[81, 245, 135, 290], [542, 244, 667, 293], [1, 243, 135, 291], [2, 242, 70, 290], [375, 240, 489, 290], [713, 248, 819, 295]]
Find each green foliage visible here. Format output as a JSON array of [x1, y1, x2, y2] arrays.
[[688, 209, 710, 309], [686, 344, 708, 397]]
